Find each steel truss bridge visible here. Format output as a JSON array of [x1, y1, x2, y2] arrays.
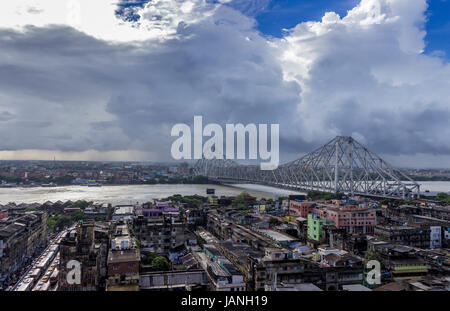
[[193, 136, 420, 199]]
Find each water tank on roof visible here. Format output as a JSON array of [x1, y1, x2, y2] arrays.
[[120, 240, 129, 249]]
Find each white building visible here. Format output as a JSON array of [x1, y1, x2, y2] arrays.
[[195, 245, 246, 291], [112, 205, 135, 220], [430, 226, 442, 249]]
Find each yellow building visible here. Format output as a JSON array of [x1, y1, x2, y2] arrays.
[[390, 260, 428, 281], [208, 195, 218, 206]]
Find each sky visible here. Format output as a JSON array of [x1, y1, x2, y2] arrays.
[[0, 0, 449, 168]]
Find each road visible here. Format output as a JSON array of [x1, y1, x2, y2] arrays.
[[11, 229, 68, 291]]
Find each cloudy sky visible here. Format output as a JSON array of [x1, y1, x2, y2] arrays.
[[0, 0, 449, 168]]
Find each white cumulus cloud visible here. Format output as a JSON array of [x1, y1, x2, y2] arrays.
[[276, 0, 450, 160]]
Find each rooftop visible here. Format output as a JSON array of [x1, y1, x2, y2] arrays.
[[208, 261, 229, 277], [108, 248, 140, 264], [114, 206, 134, 215], [274, 283, 323, 291], [259, 229, 297, 242], [342, 284, 372, 291]]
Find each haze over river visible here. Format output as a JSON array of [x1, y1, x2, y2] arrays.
[[0, 182, 448, 205]]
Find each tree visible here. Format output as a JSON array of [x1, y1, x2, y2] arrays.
[[365, 249, 380, 261], [380, 199, 391, 206], [159, 194, 207, 207], [237, 202, 248, 210], [141, 252, 157, 265], [435, 192, 450, 204], [106, 204, 114, 220], [238, 191, 250, 199], [72, 211, 88, 222], [307, 190, 346, 201], [152, 256, 170, 271], [53, 175, 75, 185], [269, 217, 280, 227], [47, 215, 73, 233]]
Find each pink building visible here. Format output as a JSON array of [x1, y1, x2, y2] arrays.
[[289, 201, 315, 218], [0, 209, 8, 220], [320, 207, 375, 234]]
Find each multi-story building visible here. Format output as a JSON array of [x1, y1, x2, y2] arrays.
[[249, 247, 363, 291], [217, 240, 264, 289], [292, 202, 376, 237], [142, 201, 179, 218], [182, 207, 206, 229], [139, 269, 209, 291], [386, 205, 450, 223], [0, 211, 47, 288], [106, 223, 140, 291], [207, 210, 283, 250], [369, 241, 428, 282], [415, 248, 450, 276], [322, 226, 368, 255], [430, 226, 442, 249], [289, 201, 315, 218], [230, 225, 279, 250], [59, 221, 107, 291], [196, 244, 246, 291], [112, 205, 135, 220], [133, 214, 186, 255], [318, 206, 376, 234], [382, 204, 449, 248], [307, 213, 328, 242], [206, 210, 233, 240], [374, 225, 431, 249]]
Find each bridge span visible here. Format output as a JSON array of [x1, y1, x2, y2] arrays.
[[193, 136, 420, 200]]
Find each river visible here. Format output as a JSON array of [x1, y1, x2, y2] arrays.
[[0, 181, 448, 205], [0, 184, 304, 205]]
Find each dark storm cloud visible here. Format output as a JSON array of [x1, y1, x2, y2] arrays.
[[0, 6, 302, 159]]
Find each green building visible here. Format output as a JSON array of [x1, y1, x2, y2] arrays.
[[307, 213, 327, 242]]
